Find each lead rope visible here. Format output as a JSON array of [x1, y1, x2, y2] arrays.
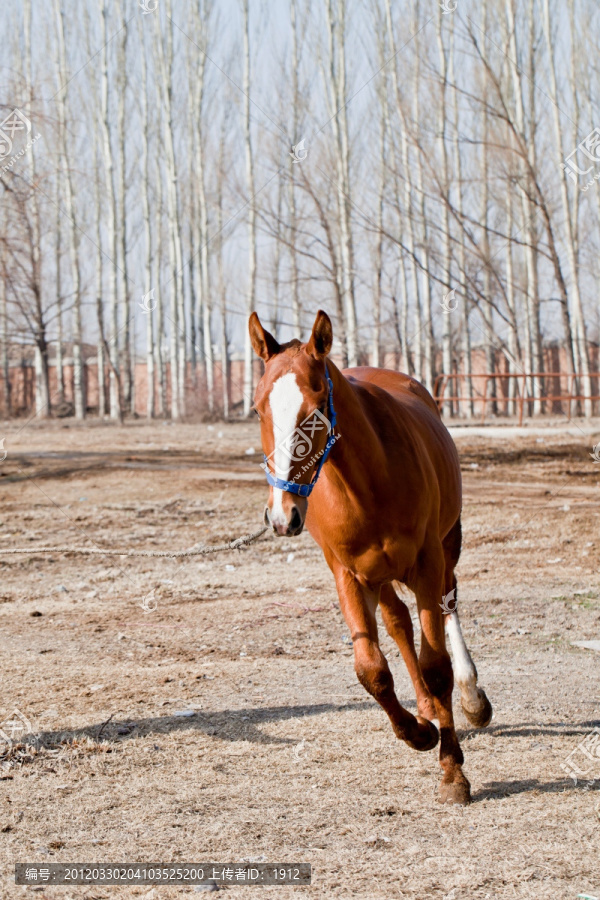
[[0, 525, 269, 559]]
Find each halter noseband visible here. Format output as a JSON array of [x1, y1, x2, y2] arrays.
[[262, 364, 337, 498]]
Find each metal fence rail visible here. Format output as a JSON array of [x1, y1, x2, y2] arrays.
[[433, 372, 600, 424]]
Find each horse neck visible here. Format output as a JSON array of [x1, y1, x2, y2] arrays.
[[324, 361, 384, 495]]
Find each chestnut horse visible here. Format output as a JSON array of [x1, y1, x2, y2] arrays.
[[249, 310, 492, 805]]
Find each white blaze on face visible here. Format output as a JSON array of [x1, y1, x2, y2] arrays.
[[268, 372, 303, 527]]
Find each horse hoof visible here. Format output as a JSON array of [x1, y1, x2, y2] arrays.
[[461, 688, 493, 728], [438, 775, 472, 806], [406, 716, 439, 752]]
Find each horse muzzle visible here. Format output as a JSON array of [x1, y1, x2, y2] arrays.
[[264, 504, 305, 537]]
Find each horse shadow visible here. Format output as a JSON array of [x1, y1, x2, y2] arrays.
[[471, 778, 600, 801], [457, 718, 600, 740], [22, 703, 599, 803], [30, 700, 368, 749], [458, 717, 600, 802]]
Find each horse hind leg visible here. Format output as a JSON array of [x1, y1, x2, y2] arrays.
[[413, 538, 471, 805], [443, 519, 493, 728], [445, 594, 493, 728]]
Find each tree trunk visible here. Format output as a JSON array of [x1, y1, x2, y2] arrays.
[[94, 154, 107, 418], [154, 156, 166, 418], [288, 0, 301, 335], [139, 16, 154, 419], [0, 249, 10, 416], [437, 7, 452, 414], [195, 26, 213, 414], [542, 0, 592, 416], [217, 124, 229, 419], [116, 10, 131, 414], [324, 0, 358, 366], [384, 0, 422, 381], [24, 0, 50, 418], [272, 172, 283, 338], [480, 0, 497, 416], [54, 175, 64, 405], [412, 31, 434, 393], [372, 66, 385, 369], [242, 0, 257, 417], [55, 0, 85, 419], [154, 2, 183, 419], [99, 0, 120, 420], [449, 18, 473, 416]]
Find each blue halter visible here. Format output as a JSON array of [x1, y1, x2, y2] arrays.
[[262, 364, 337, 498]]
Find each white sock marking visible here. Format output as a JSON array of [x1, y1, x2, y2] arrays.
[[445, 611, 477, 689]]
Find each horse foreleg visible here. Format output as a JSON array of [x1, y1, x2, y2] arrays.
[[334, 568, 438, 753], [414, 541, 471, 805], [379, 583, 436, 723]]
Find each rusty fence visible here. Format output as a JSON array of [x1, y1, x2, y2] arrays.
[[433, 372, 600, 424]]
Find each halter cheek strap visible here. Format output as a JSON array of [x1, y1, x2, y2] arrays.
[[262, 364, 337, 498]]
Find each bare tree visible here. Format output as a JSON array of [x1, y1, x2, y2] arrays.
[[242, 0, 257, 417], [23, 0, 50, 417], [194, 0, 213, 413], [154, 0, 185, 419], [436, 7, 452, 413], [1, 0, 599, 426], [323, 0, 358, 366], [288, 0, 301, 335], [542, 0, 592, 415], [448, 15, 473, 416], [154, 155, 167, 418], [217, 116, 230, 418], [0, 244, 10, 415], [94, 153, 107, 418], [384, 0, 422, 380], [139, 16, 154, 419], [99, 0, 120, 420], [116, 7, 132, 413], [54, 170, 64, 407], [55, 0, 85, 418]]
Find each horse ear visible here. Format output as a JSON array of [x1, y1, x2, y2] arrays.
[[249, 312, 280, 362], [307, 310, 333, 359]]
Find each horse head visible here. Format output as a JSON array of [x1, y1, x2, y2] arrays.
[[249, 309, 335, 536]]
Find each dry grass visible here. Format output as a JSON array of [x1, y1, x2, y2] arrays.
[[0, 417, 598, 898]]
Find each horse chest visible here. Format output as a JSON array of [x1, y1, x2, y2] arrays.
[[312, 512, 417, 584]]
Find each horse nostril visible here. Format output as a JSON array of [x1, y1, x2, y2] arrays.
[[264, 506, 272, 527], [289, 506, 303, 533]]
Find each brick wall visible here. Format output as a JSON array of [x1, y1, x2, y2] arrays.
[[1, 345, 597, 418]]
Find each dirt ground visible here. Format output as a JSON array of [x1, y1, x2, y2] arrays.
[[0, 414, 598, 899]]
